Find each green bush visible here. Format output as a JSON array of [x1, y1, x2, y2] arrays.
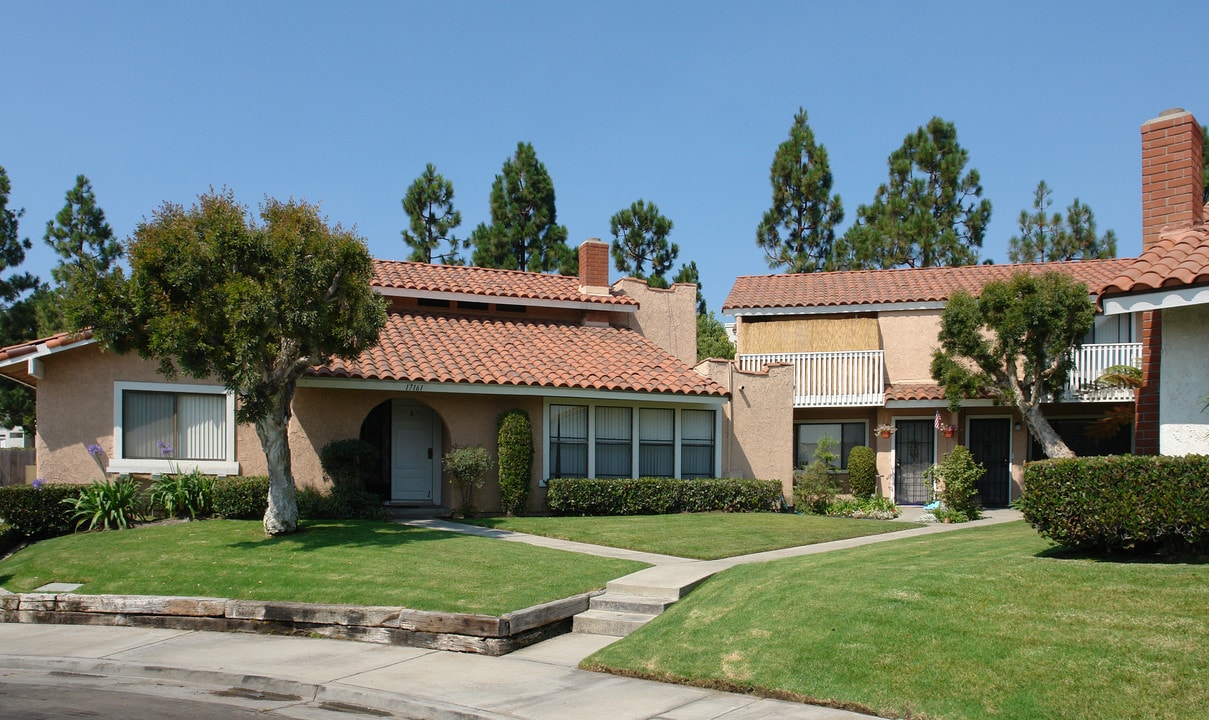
[[0, 521, 20, 556], [63, 475, 143, 531], [793, 435, 839, 514], [296, 486, 387, 521], [826, 495, 900, 520], [846, 446, 877, 499], [925, 446, 984, 520], [0, 483, 82, 539], [1021, 455, 1209, 554], [212, 476, 271, 519], [497, 410, 533, 516], [319, 439, 379, 494], [443, 445, 493, 515], [148, 470, 215, 519], [547, 477, 781, 516]]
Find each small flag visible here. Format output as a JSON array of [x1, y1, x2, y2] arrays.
[[935, 409, 943, 430]]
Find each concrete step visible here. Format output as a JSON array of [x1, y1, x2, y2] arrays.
[[589, 593, 673, 615], [603, 571, 712, 602], [572, 609, 654, 637]]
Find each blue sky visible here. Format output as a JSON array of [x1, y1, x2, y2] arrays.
[[2, 1, 1203, 317]]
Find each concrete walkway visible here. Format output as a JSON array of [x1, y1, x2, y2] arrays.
[[0, 510, 1023, 719]]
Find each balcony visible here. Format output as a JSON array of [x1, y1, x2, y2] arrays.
[[1063, 342, 1143, 402], [738, 350, 885, 407]]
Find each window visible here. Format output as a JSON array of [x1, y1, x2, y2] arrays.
[[549, 404, 588, 477], [639, 408, 674, 477], [113, 382, 238, 475], [595, 406, 632, 478], [681, 409, 715, 479], [795, 422, 867, 470], [1083, 313, 1134, 344]]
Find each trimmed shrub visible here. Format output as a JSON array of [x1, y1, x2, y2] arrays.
[[547, 477, 781, 516], [444, 445, 493, 515], [0, 522, 20, 556], [212, 476, 271, 519], [0, 483, 83, 539], [847, 446, 877, 499], [296, 486, 387, 521], [1021, 455, 1209, 554], [319, 439, 379, 493], [497, 410, 533, 516]]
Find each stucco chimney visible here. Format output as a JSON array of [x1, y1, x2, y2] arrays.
[[1141, 108, 1203, 250], [578, 238, 610, 296]]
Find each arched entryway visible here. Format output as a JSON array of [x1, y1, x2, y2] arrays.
[[360, 398, 443, 505]]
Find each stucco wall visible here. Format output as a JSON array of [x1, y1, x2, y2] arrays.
[[615, 278, 697, 367], [878, 310, 943, 384], [1159, 303, 1209, 454], [698, 359, 794, 498]]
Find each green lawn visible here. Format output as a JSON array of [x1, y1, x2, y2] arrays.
[[585, 521, 1209, 720], [460, 513, 912, 560], [0, 520, 646, 615]]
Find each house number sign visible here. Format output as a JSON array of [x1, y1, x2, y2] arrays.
[[400, 383, 426, 392]]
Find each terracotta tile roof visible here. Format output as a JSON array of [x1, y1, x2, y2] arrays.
[[373, 260, 637, 306], [1101, 213, 1209, 295], [0, 330, 93, 363], [884, 383, 947, 402], [723, 259, 1136, 311], [313, 312, 727, 397]]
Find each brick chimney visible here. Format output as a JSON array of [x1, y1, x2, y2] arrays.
[[578, 238, 610, 296], [1141, 108, 1204, 250]]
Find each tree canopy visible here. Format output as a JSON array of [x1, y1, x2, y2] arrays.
[[0, 165, 44, 432], [610, 199, 676, 283], [40, 174, 122, 334], [835, 117, 991, 270], [1007, 180, 1116, 263], [471, 142, 573, 273], [401, 163, 465, 264], [930, 271, 1094, 458], [755, 107, 844, 273], [73, 190, 387, 535], [696, 311, 734, 362]]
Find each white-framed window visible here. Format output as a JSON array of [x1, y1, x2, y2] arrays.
[[111, 381, 239, 475], [544, 400, 720, 481], [795, 421, 868, 471]]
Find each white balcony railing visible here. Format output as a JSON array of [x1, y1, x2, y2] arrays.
[[738, 350, 885, 407], [1063, 342, 1143, 402]]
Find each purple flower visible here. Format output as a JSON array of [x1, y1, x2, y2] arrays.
[[86, 444, 103, 458], [157, 440, 174, 457], [32, 477, 45, 490]]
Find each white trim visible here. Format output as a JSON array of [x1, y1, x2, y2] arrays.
[[375, 286, 638, 314], [0, 336, 97, 371], [298, 376, 727, 406], [1101, 285, 1209, 315], [110, 381, 239, 476], [727, 301, 946, 318]]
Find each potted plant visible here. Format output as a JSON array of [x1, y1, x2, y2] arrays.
[[874, 424, 896, 439], [942, 424, 956, 438]]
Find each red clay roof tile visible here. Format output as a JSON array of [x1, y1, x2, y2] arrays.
[[723, 259, 1135, 311], [1102, 218, 1209, 295], [884, 383, 948, 402], [373, 260, 637, 306], [313, 312, 726, 397]]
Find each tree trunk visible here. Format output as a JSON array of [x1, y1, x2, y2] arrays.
[[256, 380, 299, 535], [1020, 401, 1075, 459]]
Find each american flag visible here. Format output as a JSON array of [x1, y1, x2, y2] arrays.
[[934, 410, 943, 430]]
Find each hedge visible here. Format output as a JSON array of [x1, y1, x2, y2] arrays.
[[0, 483, 83, 540], [1020, 455, 1209, 554], [212, 476, 271, 519], [546, 477, 781, 516]]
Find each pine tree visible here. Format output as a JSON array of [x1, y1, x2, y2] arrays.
[[470, 142, 571, 273], [1008, 181, 1116, 263], [609, 199, 676, 283], [401, 163, 464, 264], [836, 117, 991, 270], [755, 108, 843, 273], [41, 175, 122, 333], [0, 166, 45, 431]]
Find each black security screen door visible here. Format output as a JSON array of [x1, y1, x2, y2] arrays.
[[894, 419, 934, 504], [968, 418, 1011, 507]]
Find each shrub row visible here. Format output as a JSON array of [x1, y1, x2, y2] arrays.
[[547, 477, 781, 516], [1020, 455, 1209, 554], [211, 476, 271, 519], [0, 483, 83, 539]]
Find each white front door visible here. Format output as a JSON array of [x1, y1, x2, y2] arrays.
[[391, 401, 439, 503]]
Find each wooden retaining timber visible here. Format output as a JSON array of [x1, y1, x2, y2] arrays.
[[0, 588, 599, 656]]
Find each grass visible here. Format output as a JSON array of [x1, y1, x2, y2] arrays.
[[460, 512, 912, 559], [0, 519, 646, 615], [584, 521, 1209, 720]]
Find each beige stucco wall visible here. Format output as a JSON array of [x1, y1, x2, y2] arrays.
[[877, 310, 943, 384], [1159, 303, 1209, 454], [698, 359, 794, 498], [615, 278, 697, 366]]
